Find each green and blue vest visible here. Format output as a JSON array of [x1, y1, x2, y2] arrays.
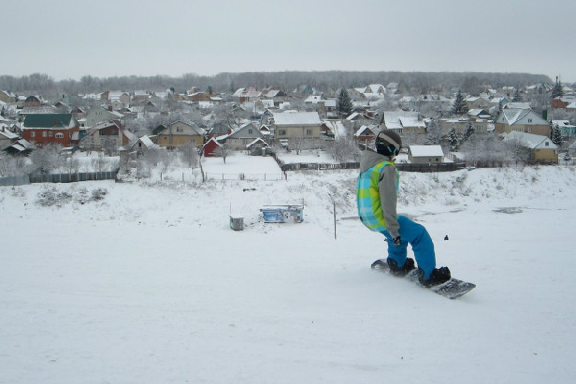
[[356, 160, 400, 232]]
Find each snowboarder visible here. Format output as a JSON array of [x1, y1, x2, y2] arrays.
[[357, 130, 451, 287]]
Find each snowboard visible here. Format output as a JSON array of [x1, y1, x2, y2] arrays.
[[371, 259, 476, 299]]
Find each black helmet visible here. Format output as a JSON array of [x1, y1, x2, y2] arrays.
[[375, 130, 402, 156]]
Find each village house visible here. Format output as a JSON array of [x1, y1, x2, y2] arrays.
[[354, 125, 379, 145], [381, 111, 426, 135], [155, 120, 206, 149], [552, 120, 576, 138], [438, 117, 492, 136], [233, 87, 261, 103], [83, 120, 138, 152], [85, 107, 125, 128], [494, 108, 550, 136], [261, 88, 288, 107], [503, 131, 558, 164], [321, 120, 346, 139], [131, 90, 152, 103], [21, 113, 80, 147], [218, 122, 265, 151], [100, 91, 131, 108], [408, 145, 445, 164], [465, 96, 492, 110], [3, 138, 34, 155], [23, 95, 43, 108], [0, 125, 19, 151], [272, 111, 322, 142], [130, 135, 159, 156], [0, 90, 16, 103], [551, 96, 576, 109]]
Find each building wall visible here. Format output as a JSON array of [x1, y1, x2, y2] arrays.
[[157, 134, 203, 148], [23, 127, 79, 147], [408, 155, 443, 164], [495, 123, 550, 136], [533, 148, 558, 163], [274, 125, 321, 140]]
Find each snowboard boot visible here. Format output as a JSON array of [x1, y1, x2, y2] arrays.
[[370, 259, 387, 269], [418, 267, 451, 287], [387, 258, 415, 276]]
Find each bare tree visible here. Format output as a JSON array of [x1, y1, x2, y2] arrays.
[[214, 145, 230, 163], [0, 153, 23, 177], [179, 141, 199, 168], [460, 135, 512, 167], [92, 152, 110, 172], [65, 154, 81, 175], [29, 144, 64, 174], [328, 138, 360, 162]]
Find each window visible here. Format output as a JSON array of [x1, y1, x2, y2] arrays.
[[31, 131, 36, 137], [42, 131, 47, 137], [248, 129, 253, 134], [55, 133, 64, 138], [278, 129, 287, 136], [306, 129, 313, 136], [48, 131, 53, 137]]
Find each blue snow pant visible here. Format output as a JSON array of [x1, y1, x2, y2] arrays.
[[381, 215, 436, 279]]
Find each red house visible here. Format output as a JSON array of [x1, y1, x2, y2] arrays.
[[202, 136, 223, 157], [22, 113, 80, 147]]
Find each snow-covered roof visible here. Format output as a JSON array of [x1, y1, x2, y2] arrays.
[[246, 137, 267, 148], [409, 145, 444, 158], [498, 108, 547, 126], [399, 116, 425, 128], [322, 120, 347, 138], [273, 111, 321, 126], [503, 131, 558, 150], [552, 120, 576, 128], [504, 102, 531, 110], [137, 135, 157, 149], [354, 125, 377, 137], [304, 95, 324, 104], [383, 111, 424, 129], [0, 127, 18, 140], [324, 99, 336, 108]]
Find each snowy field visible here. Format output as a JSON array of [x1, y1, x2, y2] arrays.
[[1, 153, 575, 383]]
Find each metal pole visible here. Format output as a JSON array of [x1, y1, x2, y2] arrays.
[[333, 200, 337, 240]]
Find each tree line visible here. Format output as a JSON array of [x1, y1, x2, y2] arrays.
[[0, 71, 553, 98]]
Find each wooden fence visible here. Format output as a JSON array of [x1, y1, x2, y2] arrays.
[[279, 161, 466, 173], [0, 169, 120, 186]]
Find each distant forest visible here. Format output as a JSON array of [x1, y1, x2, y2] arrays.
[[0, 71, 553, 98]]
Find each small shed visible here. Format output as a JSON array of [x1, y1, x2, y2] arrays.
[[246, 137, 269, 156], [202, 136, 223, 157], [408, 145, 445, 164]]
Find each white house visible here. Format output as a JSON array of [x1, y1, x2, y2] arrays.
[[408, 145, 445, 164]]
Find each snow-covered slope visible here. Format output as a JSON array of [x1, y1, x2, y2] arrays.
[[1, 155, 575, 383]]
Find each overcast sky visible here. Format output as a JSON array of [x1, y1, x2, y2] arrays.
[[5, 0, 576, 83]]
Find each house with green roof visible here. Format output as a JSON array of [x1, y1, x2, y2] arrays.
[[22, 113, 80, 147]]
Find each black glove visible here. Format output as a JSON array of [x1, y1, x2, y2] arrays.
[[391, 236, 401, 246]]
